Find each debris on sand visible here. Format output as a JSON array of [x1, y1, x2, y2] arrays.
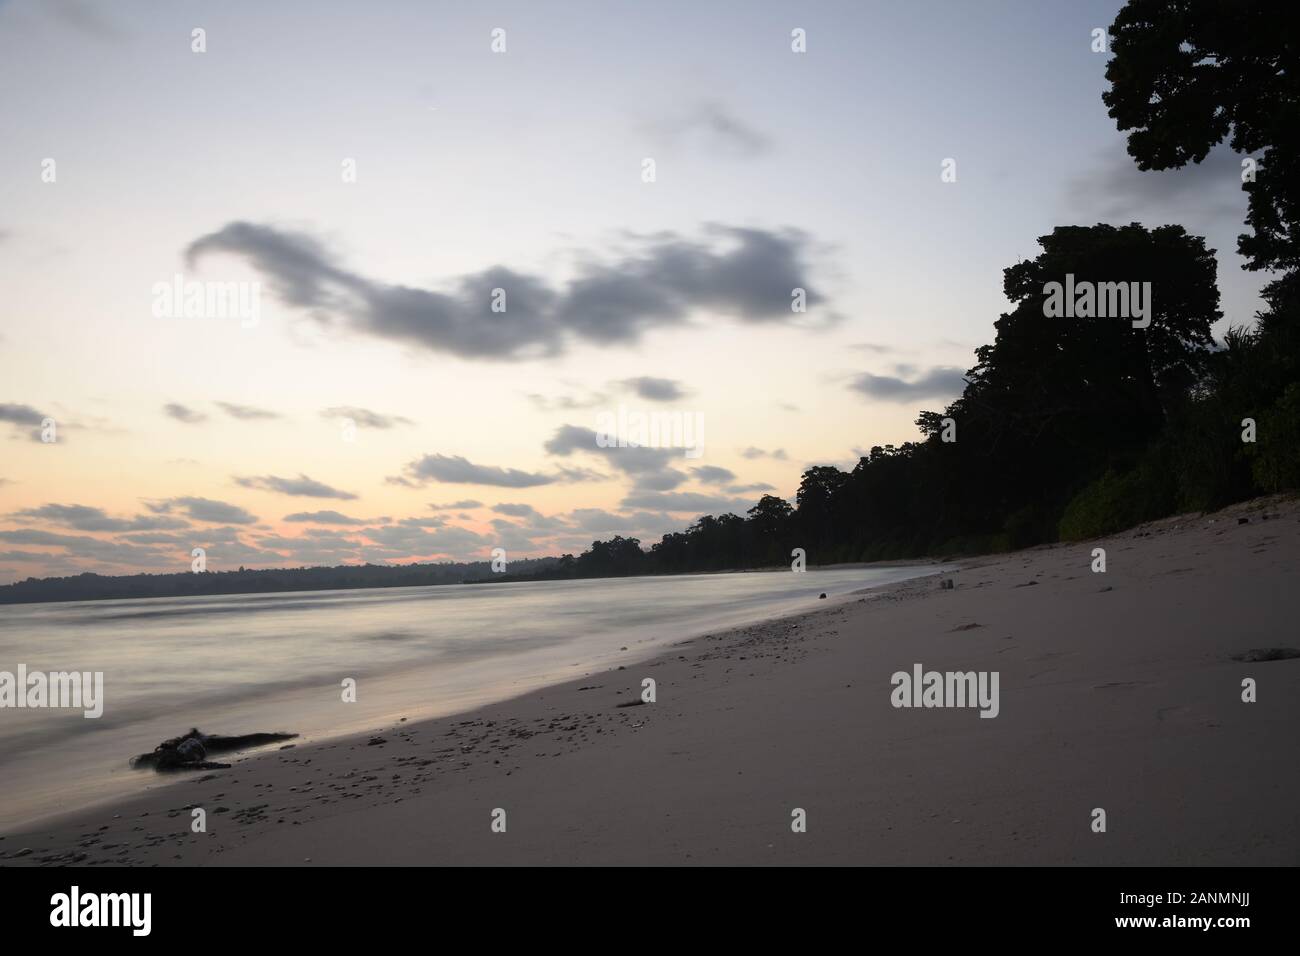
[[1231, 647, 1300, 663], [130, 728, 298, 771]]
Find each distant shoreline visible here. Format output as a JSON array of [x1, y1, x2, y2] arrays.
[[0, 556, 940, 607]]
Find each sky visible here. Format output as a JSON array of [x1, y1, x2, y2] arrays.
[[0, 0, 1272, 583]]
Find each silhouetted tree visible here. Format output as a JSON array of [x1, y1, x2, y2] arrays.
[[1104, 0, 1300, 278]]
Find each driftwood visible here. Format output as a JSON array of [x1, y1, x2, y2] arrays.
[[130, 728, 298, 771]]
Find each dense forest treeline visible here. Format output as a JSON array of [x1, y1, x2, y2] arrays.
[[3, 2, 1297, 603], [0, 558, 561, 604]]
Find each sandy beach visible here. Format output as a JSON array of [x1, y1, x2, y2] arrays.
[[4, 495, 1297, 867]]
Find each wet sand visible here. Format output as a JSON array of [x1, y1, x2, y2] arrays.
[[4, 496, 1297, 866]]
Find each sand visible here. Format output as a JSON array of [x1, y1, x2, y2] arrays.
[[3, 495, 1297, 866]]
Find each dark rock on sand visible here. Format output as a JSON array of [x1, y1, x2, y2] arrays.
[[1231, 647, 1300, 663], [131, 728, 298, 771]]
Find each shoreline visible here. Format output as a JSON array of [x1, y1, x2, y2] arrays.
[[0, 563, 941, 833], [0, 557, 944, 607], [4, 496, 1297, 866]]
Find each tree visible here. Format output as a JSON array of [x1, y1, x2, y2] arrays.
[[746, 494, 793, 536], [1103, 1, 1300, 276]]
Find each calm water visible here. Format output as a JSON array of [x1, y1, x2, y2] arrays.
[[0, 565, 938, 829]]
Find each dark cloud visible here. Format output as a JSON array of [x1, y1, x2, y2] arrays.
[[0, 402, 55, 441], [622, 376, 688, 402], [741, 446, 788, 460], [10, 503, 189, 533], [489, 504, 569, 532], [1064, 144, 1246, 222], [552, 465, 608, 483], [163, 402, 207, 424], [564, 508, 671, 534], [235, 474, 358, 500], [393, 454, 555, 488], [395, 515, 446, 528], [147, 496, 258, 525], [0, 403, 44, 426], [543, 424, 686, 490], [428, 499, 483, 511], [691, 465, 736, 484], [283, 510, 369, 525], [847, 366, 966, 403], [185, 222, 826, 360], [361, 523, 489, 560], [216, 401, 281, 421], [320, 406, 414, 429], [0, 530, 170, 568]]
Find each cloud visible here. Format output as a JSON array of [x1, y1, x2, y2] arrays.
[[489, 503, 571, 532], [428, 499, 482, 511], [216, 401, 281, 421], [1064, 144, 1245, 222], [847, 366, 966, 403], [525, 389, 608, 412], [235, 473, 358, 500], [283, 510, 369, 526], [148, 497, 258, 525], [652, 101, 772, 157], [185, 222, 826, 359], [395, 515, 446, 528], [741, 446, 788, 460], [726, 482, 776, 494], [619, 490, 752, 513], [544, 424, 687, 490], [10, 503, 189, 532], [691, 465, 736, 484], [491, 503, 540, 518], [0, 402, 52, 441], [163, 402, 207, 424], [622, 376, 688, 402], [360, 523, 489, 561], [0, 403, 44, 426], [392, 454, 555, 488], [320, 406, 414, 429], [46, 0, 125, 42], [0, 529, 168, 567]]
